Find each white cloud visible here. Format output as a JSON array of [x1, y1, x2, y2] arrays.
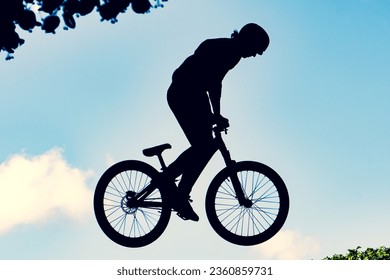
[[0, 148, 93, 235], [254, 229, 321, 259]]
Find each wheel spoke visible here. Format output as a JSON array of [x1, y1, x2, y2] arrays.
[[107, 181, 124, 198], [116, 173, 129, 194], [220, 180, 236, 197], [247, 207, 266, 233], [104, 204, 121, 218]]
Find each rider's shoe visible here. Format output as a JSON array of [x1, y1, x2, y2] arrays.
[[173, 193, 199, 222], [152, 175, 199, 221]]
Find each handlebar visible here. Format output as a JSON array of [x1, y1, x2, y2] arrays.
[[213, 125, 228, 135]]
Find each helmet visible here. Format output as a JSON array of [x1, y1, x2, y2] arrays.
[[238, 23, 270, 54]]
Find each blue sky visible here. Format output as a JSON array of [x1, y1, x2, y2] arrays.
[[1, 0, 389, 259]]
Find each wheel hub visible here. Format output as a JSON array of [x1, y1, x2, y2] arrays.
[[242, 199, 253, 208], [121, 195, 137, 215]]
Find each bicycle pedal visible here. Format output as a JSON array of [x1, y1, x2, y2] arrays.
[[176, 212, 189, 220]]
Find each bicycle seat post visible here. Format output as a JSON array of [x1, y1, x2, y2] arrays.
[[157, 154, 167, 171], [142, 143, 172, 171]]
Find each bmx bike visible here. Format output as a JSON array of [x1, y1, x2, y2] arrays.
[[93, 125, 289, 247]]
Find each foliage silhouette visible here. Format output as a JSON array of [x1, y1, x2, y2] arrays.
[[324, 246, 390, 260], [0, 0, 168, 60]]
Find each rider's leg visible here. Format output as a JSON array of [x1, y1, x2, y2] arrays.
[[165, 84, 214, 186], [163, 138, 217, 184], [175, 140, 217, 196], [165, 82, 215, 221], [161, 147, 192, 179], [170, 133, 215, 221], [167, 88, 216, 195]]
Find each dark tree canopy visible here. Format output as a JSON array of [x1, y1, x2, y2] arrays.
[[324, 246, 390, 260], [0, 0, 168, 60]]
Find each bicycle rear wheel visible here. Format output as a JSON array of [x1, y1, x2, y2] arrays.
[[206, 161, 289, 246], [93, 160, 171, 247]]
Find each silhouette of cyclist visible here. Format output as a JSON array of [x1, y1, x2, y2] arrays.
[[160, 23, 270, 221]]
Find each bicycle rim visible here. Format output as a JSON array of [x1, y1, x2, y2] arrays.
[[94, 160, 171, 247], [206, 161, 289, 246]]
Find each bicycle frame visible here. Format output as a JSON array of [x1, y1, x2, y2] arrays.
[[125, 184, 161, 209], [126, 126, 250, 209]]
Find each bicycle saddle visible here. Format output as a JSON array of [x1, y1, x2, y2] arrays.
[[142, 143, 172, 157]]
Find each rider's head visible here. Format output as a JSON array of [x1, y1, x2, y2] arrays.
[[232, 23, 270, 58]]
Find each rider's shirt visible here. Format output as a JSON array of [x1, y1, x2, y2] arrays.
[[172, 38, 241, 93]]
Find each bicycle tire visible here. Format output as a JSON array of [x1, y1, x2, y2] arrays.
[[93, 160, 171, 247], [205, 161, 289, 246]]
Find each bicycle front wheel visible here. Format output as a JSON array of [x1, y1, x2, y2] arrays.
[[93, 160, 171, 247], [206, 161, 289, 246]]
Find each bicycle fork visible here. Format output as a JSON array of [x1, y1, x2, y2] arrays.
[[217, 136, 253, 208]]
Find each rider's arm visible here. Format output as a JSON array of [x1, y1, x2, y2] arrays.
[[208, 82, 222, 117], [209, 82, 230, 128]]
